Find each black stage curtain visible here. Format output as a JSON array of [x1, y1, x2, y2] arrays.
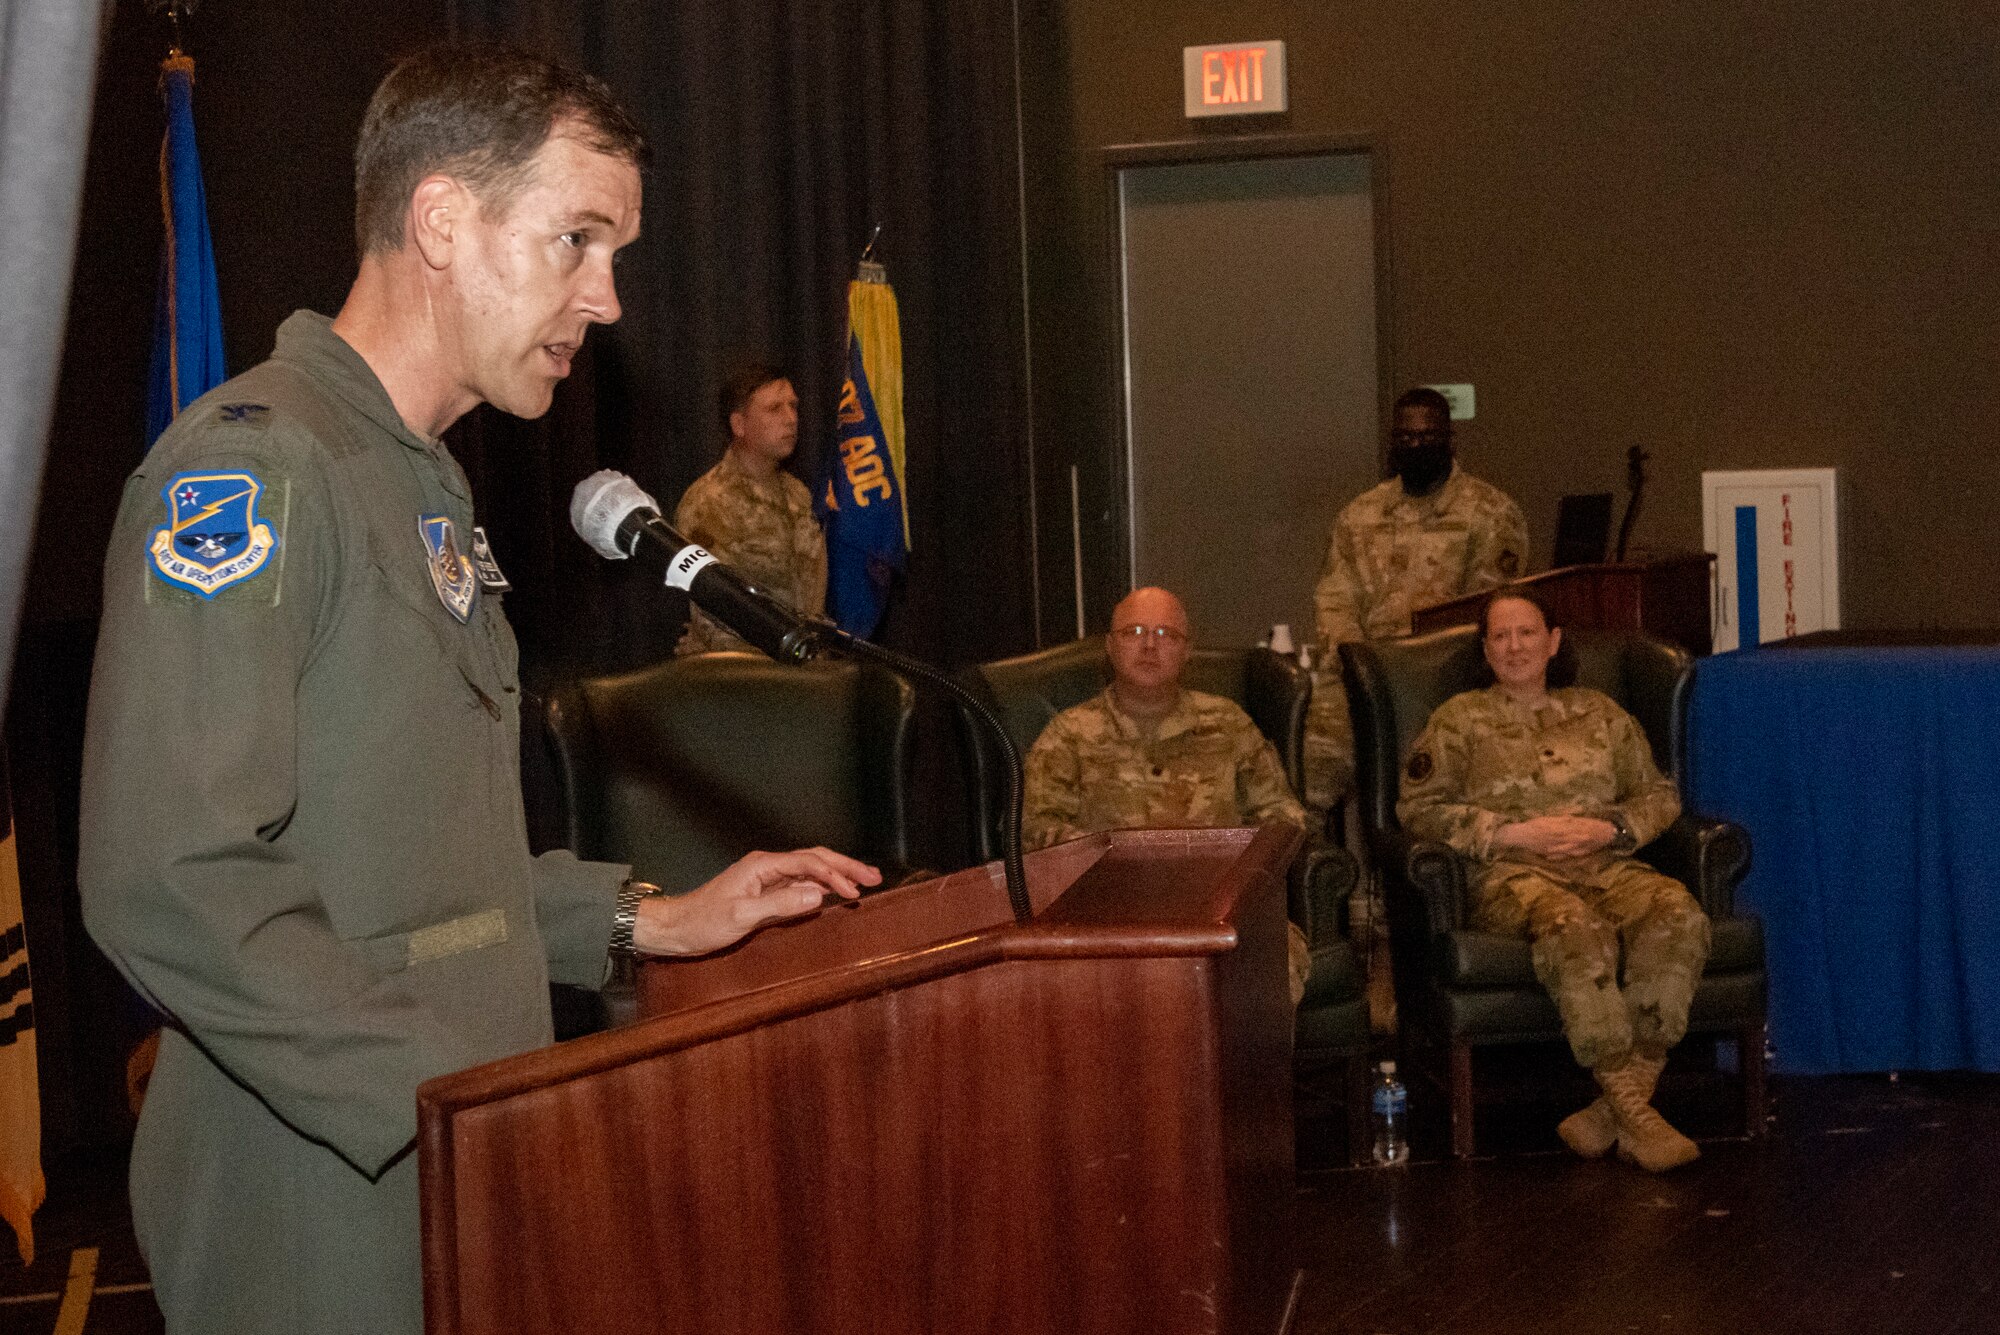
[[445, 1, 1035, 680], [25, 0, 1032, 1143]]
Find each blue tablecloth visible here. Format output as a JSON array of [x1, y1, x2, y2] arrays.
[[1689, 646, 2000, 1074]]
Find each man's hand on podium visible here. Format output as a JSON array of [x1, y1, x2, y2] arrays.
[[634, 848, 881, 957]]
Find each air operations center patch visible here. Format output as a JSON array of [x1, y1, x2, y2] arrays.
[[420, 515, 477, 623], [149, 471, 279, 598]]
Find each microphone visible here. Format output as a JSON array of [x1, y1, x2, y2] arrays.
[[569, 470, 822, 663], [570, 471, 1036, 925]]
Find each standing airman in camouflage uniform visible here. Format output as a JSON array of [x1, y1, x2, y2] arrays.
[[1306, 387, 1528, 807], [673, 363, 827, 656], [1023, 587, 1312, 999], [1398, 590, 1709, 1171]]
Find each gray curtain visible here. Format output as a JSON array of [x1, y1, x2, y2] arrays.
[[0, 0, 105, 709]]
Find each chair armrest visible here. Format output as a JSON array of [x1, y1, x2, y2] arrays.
[[1639, 813, 1751, 917], [1289, 839, 1358, 950], [1376, 828, 1467, 937]]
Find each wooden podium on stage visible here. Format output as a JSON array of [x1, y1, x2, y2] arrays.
[[417, 824, 1305, 1335], [1410, 552, 1715, 655]]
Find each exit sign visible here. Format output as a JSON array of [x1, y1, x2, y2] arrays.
[[1183, 41, 1287, 118]]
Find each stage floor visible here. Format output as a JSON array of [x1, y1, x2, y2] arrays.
[[5, 1072, 1997, 1334]]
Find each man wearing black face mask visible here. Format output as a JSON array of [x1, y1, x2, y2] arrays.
[[1304, 387, 1528, 807]]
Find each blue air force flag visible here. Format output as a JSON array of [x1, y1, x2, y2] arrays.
[[146, 53, 226, 448], [815, 268, 909, 638]]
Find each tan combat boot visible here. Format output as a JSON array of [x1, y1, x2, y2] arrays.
[[1558, 1053, 1666, 1160], [1557, 1098, 1618, 1159], [1596, 1060, 1699, 1172]]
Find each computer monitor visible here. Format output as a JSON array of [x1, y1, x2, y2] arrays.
[[1552, 492, 1614, 568]]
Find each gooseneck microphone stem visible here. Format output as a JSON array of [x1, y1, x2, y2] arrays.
[[803, 625, 1032, 926]]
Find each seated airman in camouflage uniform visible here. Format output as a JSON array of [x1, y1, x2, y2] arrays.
[[1397, 588, 1710, 1172], [1024, 587, 1314, 1001], [673, 362, 827, 656], [1306, 387, 1528, 808]]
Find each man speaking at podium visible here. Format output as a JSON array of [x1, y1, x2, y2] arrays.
[[77, 44, 874, 1335]]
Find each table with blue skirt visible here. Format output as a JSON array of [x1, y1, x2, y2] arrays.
[[1689, 643, 2000, 1074]]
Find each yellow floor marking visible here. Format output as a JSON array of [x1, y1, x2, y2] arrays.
[[51, 1247, 98, 1335]]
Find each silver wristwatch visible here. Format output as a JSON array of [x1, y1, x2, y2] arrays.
[[609, 878, 667, 957]]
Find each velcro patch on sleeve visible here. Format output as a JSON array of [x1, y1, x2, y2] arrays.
[[147, 470, 282, 599]]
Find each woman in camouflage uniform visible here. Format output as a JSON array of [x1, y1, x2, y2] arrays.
[[1397, 589, 1710, 1172]]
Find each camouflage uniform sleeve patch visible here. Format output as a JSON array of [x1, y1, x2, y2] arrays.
[[1406, 749, 1434, 782], [1497, 550, 1520, 577]]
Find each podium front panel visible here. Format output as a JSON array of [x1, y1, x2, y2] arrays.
[[420, 826, 1302, 1335]]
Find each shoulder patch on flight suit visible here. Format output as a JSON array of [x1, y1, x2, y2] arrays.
[[1406, 749, 1434, 782], [213, 402, 271, 425], [148, 471, 280, 598], [419, 515, 477, 623]]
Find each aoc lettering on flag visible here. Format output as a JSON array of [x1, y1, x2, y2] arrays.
[[835, 378, 894, 506], [839, 438, 893, 505]]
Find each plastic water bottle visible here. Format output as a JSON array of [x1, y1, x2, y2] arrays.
[[1371, 1060, 1409, 1166]]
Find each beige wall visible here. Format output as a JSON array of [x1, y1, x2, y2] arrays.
[[1021, 0, 2000, 638]]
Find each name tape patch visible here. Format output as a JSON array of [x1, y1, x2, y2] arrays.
[[468, 525, 511, 593]]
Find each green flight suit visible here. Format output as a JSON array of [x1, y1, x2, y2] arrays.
[[78, 312, 627, 1334]]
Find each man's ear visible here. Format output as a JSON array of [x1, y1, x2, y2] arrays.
[[728, 408, 747, 441], [407, 175, 467, 271]]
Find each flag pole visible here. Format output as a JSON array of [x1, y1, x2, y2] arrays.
[[144, 0, 227, 448], [144, 0, 202, 58]]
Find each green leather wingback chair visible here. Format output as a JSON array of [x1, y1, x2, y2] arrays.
[[545, 653, 919, 895], [1341, 625, 1768, 1158], [957, 639, 1374, 1162]]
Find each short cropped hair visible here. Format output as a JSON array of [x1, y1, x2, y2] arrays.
[[353, 41, 651, 257], [1477, 585, 1578, 688], [718, 361, 790, 435], [1393, 386, 1454, 420]]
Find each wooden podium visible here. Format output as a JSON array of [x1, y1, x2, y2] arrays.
[[1410, 552, 1715, 655], [417, 824, 1305, 1335]]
